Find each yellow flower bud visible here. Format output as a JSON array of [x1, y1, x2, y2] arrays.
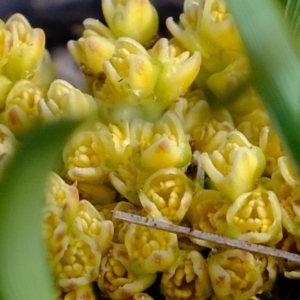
[[3, 13, 45, 81], [38, 79, 98, 121], [200, 130, 266, 200], [102, 0, 159, 44], [149, 38, 201, 105], [139, 167, 194, 223], [130, 111, 192, 172], [68, 18, 115, 77]]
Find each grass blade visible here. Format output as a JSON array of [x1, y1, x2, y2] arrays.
[[226, 0, 300, 174], [0, 120, 79, 300]]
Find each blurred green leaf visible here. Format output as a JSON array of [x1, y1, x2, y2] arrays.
[[0, 120, 79, 300], [226, 0, 300, 174], [284, 0, 300, 39]]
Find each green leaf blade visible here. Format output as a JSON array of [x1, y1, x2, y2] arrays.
[[226, 0, 300, 174], [0, 120, 79, 300]]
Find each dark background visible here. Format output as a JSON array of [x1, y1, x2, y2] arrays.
[[0, 0, 183, 49]]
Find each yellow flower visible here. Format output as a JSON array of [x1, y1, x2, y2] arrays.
[[1, 79, 44, 134], [149, 38, 201, 106], [101, 0, 159, 44], [206, 57, 251, 100], [166, 0, 244, 90], [38, 79, 98, 122], [3, 14, 45, 81], [98, 243, 156, 299], [124, 223, 179, 274], [160, 250, 213, 300], [192, 119, 233, 153], [186, 189, 230, 248], [43, 173, 114, 291], [93, 37, 158, 105], [200, 130, 266, 200], [207, 249, 263, 300], [235, 107, 271, 146], [62, 122, 116, 183], [68, 18, 115, 77], [130, 111, 192, 172], [223, 186, 282, 245], [139, 167, 194, 223]]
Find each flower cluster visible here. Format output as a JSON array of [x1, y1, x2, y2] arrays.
[[2, 0, 300, 299]]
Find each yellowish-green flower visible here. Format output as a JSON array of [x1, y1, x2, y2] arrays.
[[43, 173, 114, 292], [3, 13, 45, 81], [38, 79, 98, 122], [130, 111, 192, 172], [93, 37, 158, 106], [101, 0, 159, 44], [98, 243, 156, 299], [200, 130, 266, 200], [207, 248, 263, 300], [62, 122, 116, 183], [223, 186, 282, 245], [149, 38, 201, 106], [139, 167, 194, 223], [1, 79, 44, 134], [160, 250, 213, 300], [166, 0, 244, 91], [109, 145, 148, 206], [124, 223, 179, 274], [68, 18, 115, 78]]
